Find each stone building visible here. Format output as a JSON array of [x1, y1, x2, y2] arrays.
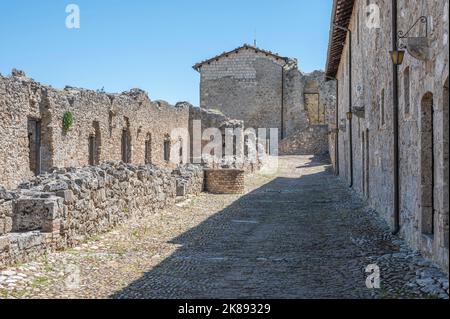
[[325, 0, 449, 271], [193, 44, 336, 154]]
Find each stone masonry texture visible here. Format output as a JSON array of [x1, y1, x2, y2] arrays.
[[195, 45, 336, 154], [327, 0, 449, 272], [0, 156, 447, 299], [0, 161, 204, 268]]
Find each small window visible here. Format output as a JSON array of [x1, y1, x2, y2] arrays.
[[404, 67, 410, 115], [164, 139, 170, 162], [179, 138, 183, 164], [89, 135, 96, 166], [145, 134, 152, 165], [356, 9, 360, 45], [380, 89, 385, 127], [121, 129, 131, 163]]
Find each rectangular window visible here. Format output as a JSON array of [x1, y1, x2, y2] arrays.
[[121, 129, 131, 163], [27, 118, 42, 175], [404, 67, 410, 115], [89, 135, 96, 166], [380, 89, 385, 127], [164, 140, 170, 162], [357, 9, 360, 45], [145, 137, 152, 165]]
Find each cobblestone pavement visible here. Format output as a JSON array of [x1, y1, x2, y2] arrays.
[[0, 156, 448, 299]]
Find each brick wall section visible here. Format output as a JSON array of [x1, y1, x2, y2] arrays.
[[204, 169, 245, 194]]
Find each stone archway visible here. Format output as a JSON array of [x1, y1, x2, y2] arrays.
[[420, 92, 435, 235]]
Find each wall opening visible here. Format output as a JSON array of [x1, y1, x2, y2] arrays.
[[145, 133, 152, 165], [443, 77, 449, 248], [89, 135, 96, 166], [178, 137, 184, 164], [403, 67, 410, 115], [121, 129, 131, 163], [89, 121, 101, 166], [420, 92, 435, 236], [27, 118, 42, 176], [380, 89, 385, 127], [365, 129, 370, 199], [163, 136, 171, 162]]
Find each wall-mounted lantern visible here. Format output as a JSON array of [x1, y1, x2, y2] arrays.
[[390, 50, 406, 66], [346, 111, 353, 120], [390, 16, 429, 66]]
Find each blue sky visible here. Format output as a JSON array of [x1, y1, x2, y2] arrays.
[[0, 0, 333, 105]]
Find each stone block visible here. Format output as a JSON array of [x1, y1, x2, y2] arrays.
[[56, 190, 74, 204], [0, 236, 9, 253]]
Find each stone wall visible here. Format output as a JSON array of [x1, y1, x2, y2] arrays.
[[0, 72, 190, 190], [279, 125, 330, 156], [329, 0, 449, 271], [0, 162, 204, 268], [189, 106, 262, 173], [196, 46, 336, 154], [198, 46, 286, 139], [204, 169, 245, 194]]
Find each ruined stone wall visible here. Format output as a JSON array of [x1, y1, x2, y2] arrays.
[[198, 48, 335, 154], [283, 67, 309, 138], [279, 125, 330, 156], [333, 0, 449, 271], [0, 162, 204, 268], [48, 88, 190, 170], [0, 71, 50, 190], [188, 106, 261, 173], [0, 72, 190, 190]]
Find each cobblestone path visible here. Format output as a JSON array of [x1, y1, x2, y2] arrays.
[[1, 156, 448, 299]]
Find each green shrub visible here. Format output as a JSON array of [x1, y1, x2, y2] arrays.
[[63, 111, 74, 132]]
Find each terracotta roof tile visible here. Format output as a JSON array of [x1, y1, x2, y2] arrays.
[[325, 0, 355, 78]]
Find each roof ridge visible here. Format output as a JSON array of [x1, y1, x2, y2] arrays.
[[193, 44, 290, 71]]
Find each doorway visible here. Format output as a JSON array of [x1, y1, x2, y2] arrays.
[[27, 118, 42, 176]]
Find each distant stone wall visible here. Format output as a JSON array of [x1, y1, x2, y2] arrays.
[[279, 125, 330, 156], [0, 72, 190, 190], [188, 106, 262, 173], [0, 162, 204, 268], [197, 47, 336, 152], [199, 47, 286, 139], [204, 169, 245, 194]]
